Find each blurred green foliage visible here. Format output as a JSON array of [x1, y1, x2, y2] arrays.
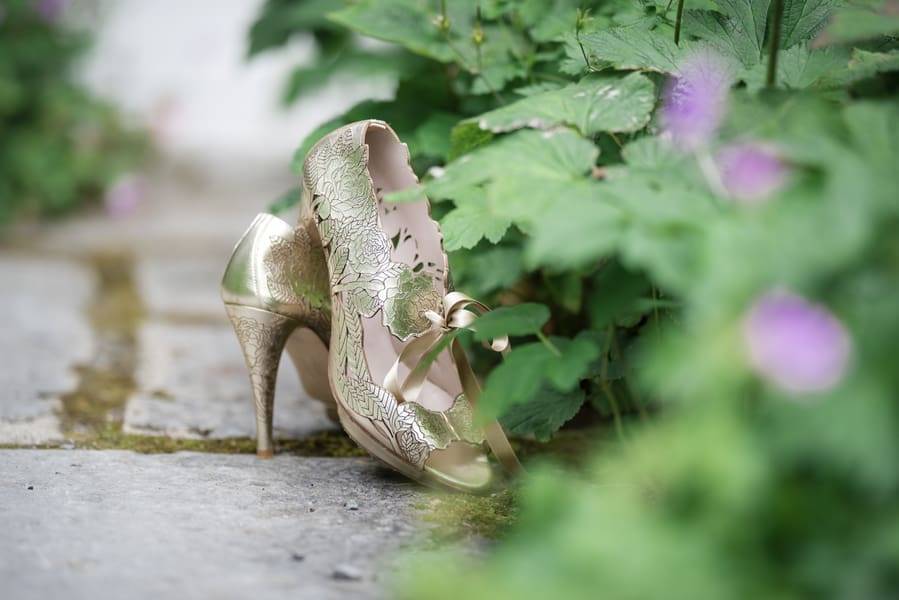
[[0, 0, 144, 224], [250, 0, 899, 596]]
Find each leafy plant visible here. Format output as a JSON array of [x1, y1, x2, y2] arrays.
[[251, 1, 899, 596], [0, 0, 144, 224]]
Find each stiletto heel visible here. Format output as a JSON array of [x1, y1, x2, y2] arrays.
[[225, 304, 299, 458], [221, 212, 333, 457]]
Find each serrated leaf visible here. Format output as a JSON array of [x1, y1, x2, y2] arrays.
[[469, 303, 550, 341], [744, 44, 849, 92], [778, 0, 837, 48], [425, 129, 600, 230], [565, 20, 687, 74], [713, 0, 771, 57], [440, 202, 511, 250], [684, 9, 765, 68], [499, 387, 585, 441], [472, 73, 655, 136]]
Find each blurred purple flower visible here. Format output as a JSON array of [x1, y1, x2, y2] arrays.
[[34, 0, 68, 23], [104, 174, 144, 219], [743, 290, 851, 395], [662, 49, 734, 150], [717, 142, 790, 204]]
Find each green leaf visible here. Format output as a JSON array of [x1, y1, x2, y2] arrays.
[[479, 335, 599, 420], [620, 136, 683, 171], [778, 0, 837, 48], [440, 201, 511, 250], [328, 1, 526, 94], [448, 121, 495, 161], [565, 20, 686, 74], [588, 261, 652, 328], [248, 0, 341, 56], [712, 0, 771, 57], [268, 186, 301, 215], [844, 101, 899, 201], [328, 0, 454, 62], [744, 44, 849, 92], [544, 271, 584, 313], [500, 387, 585, 441], [518, 0, 586, 42], [451, 246, 525, 298], [683, 8, 766, 68], [469, 303, 550, 341], [409, 112, 459, 160], [479, 343, 554, 420], [425, 129, 600, 229], [525, 194, 623, 269], [544, 336, 601, 391], [821, 49, 899, 87], [472, 73, 656, 136], [817, 2, 899, 44]]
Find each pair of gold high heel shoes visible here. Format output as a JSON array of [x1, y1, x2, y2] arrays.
[[221, 120, 521, 493]]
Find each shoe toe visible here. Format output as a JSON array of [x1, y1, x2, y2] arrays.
[[423, 442, 495, 492]]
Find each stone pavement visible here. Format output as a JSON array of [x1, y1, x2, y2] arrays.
[[0, 164, 474, 599], [1, 451, 427, 600]]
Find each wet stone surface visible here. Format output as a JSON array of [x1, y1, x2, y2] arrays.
[[0, 257, 95, 444], [0, 450, 428, 600], [123, 320, 336, 440]]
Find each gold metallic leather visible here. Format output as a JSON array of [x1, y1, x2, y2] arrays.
[[221, 213, 330, 343], [301, 120, 521, 479]]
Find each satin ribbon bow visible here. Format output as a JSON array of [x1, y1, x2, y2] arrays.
[[383, 291, 522, 475]]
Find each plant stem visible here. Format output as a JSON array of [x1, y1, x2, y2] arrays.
[[536, 331, 562, 357], [767, 0, 785, 87], [575, 8, 595, 72], [601, 326, 625, 440], [674, 0, 685, 45]]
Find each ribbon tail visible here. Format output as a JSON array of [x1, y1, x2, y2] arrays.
[[384, 330, 442, 404], [451, 340, 524, 476]]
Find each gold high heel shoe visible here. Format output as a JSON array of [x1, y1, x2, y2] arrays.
[[302, 120, 521, 492], [221, 213, 333, 458]]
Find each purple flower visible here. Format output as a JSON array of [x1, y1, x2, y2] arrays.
[[34, 0, 68, 23], [743, 290, 851, 395], [104, 174, 144, 218], [662, 49, 734, 150], [717, 142, 790, 204]]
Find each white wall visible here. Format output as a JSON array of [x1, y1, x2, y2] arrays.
[[77, 0, 392, 181]]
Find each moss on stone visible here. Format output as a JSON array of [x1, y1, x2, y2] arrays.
[[419, 488, 518, 543], [7, 427, 367, 457], [59, 252, 141, 435]]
